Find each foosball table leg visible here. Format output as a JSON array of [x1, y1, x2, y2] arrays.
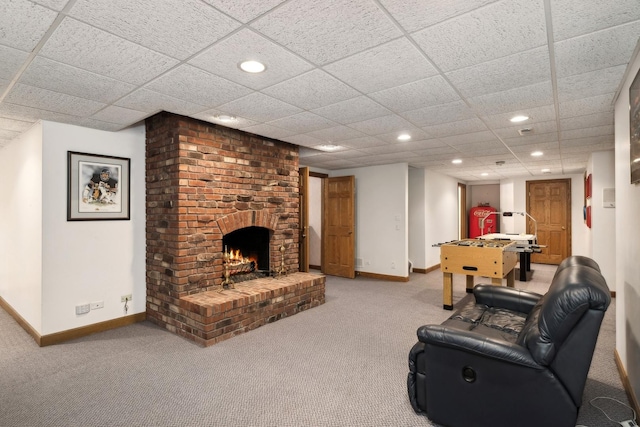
[[443, 272, 453, 310], [466, 275, 474, 293]]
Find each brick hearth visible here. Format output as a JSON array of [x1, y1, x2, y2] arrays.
[[180, 272, 325, 346], [144, 112, 325, 346]]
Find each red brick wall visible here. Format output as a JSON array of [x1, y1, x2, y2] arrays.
[[145, 112, 300, 334]]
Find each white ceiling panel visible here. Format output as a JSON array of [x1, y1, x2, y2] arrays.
[[189, 29, 313, 91], [68, 0, 240, 61], [38, 18, 179, 85], [251, 0, 402, 65], [369, 75, 461, 113], [145, 64, 252, 108], [262, 69, 360, 110], [323, 38, 438, 94], [412, 0, 547, 72], [1, 0, 636, 181], [19, 57, 136, 104]]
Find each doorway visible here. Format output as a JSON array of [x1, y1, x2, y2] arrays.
[[526, 179, 571, 264]]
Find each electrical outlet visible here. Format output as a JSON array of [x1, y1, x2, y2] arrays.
[[75, 304, 90, 315], [90, 301, 104, 310], [121, 294, 132, 302]]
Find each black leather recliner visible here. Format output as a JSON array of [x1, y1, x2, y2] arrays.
[[407, 256, 611, 427]]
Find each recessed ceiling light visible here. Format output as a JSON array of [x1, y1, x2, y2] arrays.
[[214, 114, 237, 122], [317, 144, 342, 152], [633, 158, 640, 163], [531, 151, 543, 157], [510, 115, 529, 123], [239, 60, 266, 73], [541, 168, 551, 173], [481, 172, 489, 176], [452, 159, 462, 164], [397, 133, 411, 141]]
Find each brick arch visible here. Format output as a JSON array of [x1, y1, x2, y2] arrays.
[[216, 211, 278, 236]]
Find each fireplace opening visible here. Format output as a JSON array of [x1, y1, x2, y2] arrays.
[[222, 226, 271, 283]]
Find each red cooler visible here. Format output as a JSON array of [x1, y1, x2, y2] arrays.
[[469, 206, 496, 238]]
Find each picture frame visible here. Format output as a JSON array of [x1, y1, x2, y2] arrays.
[[630, 66, 640, 184], [67, 151, 130, 221]]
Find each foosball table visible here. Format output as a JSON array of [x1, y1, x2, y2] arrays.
[[438, 239, 518, 310]]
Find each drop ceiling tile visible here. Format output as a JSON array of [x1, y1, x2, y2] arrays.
[[39, 18, 179, 85], [402, 101, 476, 127], [30, 0, 70, 11], [5, 84, 106, 117], [191, 111, 259, 130], [313, 158, 362, 169], [502, 132, 559, 147], [493, 120, 559, 139], [550, 0, 640, 41], [379, 0, 499, 33], [89, 105, 148, 125], [560, 112, 613, 131], [412, 0, 546, 72], [115, 88, 206, 116], [509, 142, 560, 153], [412, 145, 459, 157], [146, 64, 252, 108], [445, 47, 551, 98], [268, 112, 337, 134], [69, 0, 240, 61], [250, 0, 402, 65], [262, 69, 360, 110], [561, 125, 614, 140], [554, 20, 640, 78], [339, 136, 388, 149], [281, 133, 326, 147], [421, 118, 488, 137], [310, 97, 390, 124], [0, 0, 58, 52], [19, 56, 136, 104], [189, 29, 313, 91], [348, 114, 419, 136], [358, 143, 407, 156], [0, 45, 29, 80], [375, 129, 432, 144], [559, 93, 615, 118], [202, 0, 287, 23], [438, 131, 497, 146], [216, 92, 302, 123], [370, 75, 461, 113], [562, 141, 614, 153], [70, 117, 130, 132], [0, 101, 81, 124], [557, 65, 626, 103], [561, 135, 612, 148], [0, 117, 34, 132], [481, 105, 557, 129], [453, 141, 510, 156], [238, 123, 297, 141], [323, 38, 438, 94], [468, 81, 553, 115], [304, 125, 366, 142], [0, 129, 20, 140]]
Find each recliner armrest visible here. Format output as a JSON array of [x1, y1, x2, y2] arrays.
[[473, 284, 542, 314], [417, 324, 542, 369]]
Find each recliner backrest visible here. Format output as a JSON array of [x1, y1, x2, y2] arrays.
[[517, 265, 610, 366]]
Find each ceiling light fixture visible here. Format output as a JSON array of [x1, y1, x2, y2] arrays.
[[239, 60, 266, 73], [397, 133, 411, 141], [531, 151, 543, 157], [541, 168, 551, 173], [214, 114, 237, 122], [452, 159, 462, 164], [510, 115, 529, 123], [481, 172, 489, 176], [317, 144, 342, 152]]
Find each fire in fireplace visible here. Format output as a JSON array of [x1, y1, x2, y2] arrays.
[[222, 226, 271, 283]]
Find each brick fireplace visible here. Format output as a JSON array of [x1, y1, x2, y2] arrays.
[[145, 112, 325, 346]]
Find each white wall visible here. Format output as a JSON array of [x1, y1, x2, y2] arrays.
[[0, 121, 146, 336], [589, 151, 616, 290], [331, 163, 409, 277], [408, 167, 426, 270], [425, 170, 459, 267], [614, 42, 640, 399], [0, 123, 43, 331]]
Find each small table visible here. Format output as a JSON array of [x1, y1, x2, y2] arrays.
[[439, 239, 518, 310], [477, 233, 537, 281]]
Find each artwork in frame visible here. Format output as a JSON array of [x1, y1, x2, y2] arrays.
[[630, 66, 640, 184], [67, 151, 130, 221]]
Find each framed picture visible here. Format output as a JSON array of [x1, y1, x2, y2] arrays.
[[67, 151, 130, 221], [630, 66, 640, 184]]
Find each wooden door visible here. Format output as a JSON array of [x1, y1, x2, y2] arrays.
[[527, 179, 571, 265], [299, 167, 309, 272], [322, 176, 355, 278]]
